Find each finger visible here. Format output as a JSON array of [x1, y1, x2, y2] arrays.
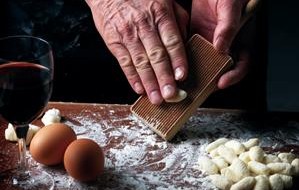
[[135, 11, 178, 100], [87, 6, 144, 94], [93, 15, 146, 95], [153, 2, 188, 82], [217, 50, 250, 89], [121, 23, 163, 105], [109, 43, 145, 94], [173, 2, 189, 41], [213, 0, 244, 53]]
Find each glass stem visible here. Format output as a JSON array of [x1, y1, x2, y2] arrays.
[[15, 125, 29, 171], [18, 138, 27, 171]]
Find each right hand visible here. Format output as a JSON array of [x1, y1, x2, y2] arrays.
[[191, 0, 252, 89], [86, 0, 189, 105]]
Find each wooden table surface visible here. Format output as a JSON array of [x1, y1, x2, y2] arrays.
[[1, 102, 299, 190]]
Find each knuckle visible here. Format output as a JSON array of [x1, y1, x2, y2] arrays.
[[148, 47, 168, 65], [151, 1, 169, 23], [133, 54, 151, 71], [126, 71, 139, 81], [134, 12, 154, 35], [118, 22, 137, 41], [117, 56, 139, 81], [152, 1, 168, 17], [119, 22, 132, 34], [118, 55, 131, 68], [107, 42, 124, 56], [158, 73, 172, 84], [134, 12, 149, 25], [164, 34, 181, 50]]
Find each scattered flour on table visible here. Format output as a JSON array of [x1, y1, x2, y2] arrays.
[[24, 109, 299, 190]]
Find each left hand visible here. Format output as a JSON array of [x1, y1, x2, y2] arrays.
[[191, 0, 252, 89]]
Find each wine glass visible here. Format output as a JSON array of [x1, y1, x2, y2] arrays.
[[0, 36, 54, 189]]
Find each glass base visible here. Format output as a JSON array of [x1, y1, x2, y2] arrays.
[[2, 168, 54, 190]]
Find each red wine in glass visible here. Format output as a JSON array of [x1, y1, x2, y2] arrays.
[[0, 62, 52, 127], [0, 36, 54, 189]]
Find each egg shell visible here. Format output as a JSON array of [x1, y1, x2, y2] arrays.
[[64, 138, 104, 182], [30, 123, 76, 166]]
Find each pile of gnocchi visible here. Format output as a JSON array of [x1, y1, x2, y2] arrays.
[[197, 138, 299, 190]]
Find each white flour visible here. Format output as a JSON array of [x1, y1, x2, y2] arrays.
[[23, 108, 299, 190]]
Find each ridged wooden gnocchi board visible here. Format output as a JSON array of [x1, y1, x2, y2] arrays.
[[130, 34, 233, 140]]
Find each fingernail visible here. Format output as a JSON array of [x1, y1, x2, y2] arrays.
[[175, 67, 184, 81], [134, 82, 144, 94], [162, 85, 175, 99], [149, 90, 162, 105]]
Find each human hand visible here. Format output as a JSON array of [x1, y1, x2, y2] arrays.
[[191, 0, 253, 89], [86, 0, 189, 105]]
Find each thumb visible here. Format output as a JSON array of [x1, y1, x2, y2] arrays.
[[213, 0, 244, 53]]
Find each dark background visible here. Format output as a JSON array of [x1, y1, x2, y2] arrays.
[[267, 1, 299, 112], [0, 0, 270, 111]]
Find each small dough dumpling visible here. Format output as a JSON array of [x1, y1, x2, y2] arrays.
[[197, 156, 219, 175], [5, 123, 41, 145], [26, 124, 41, 145], [165, 89, 187, 103], [41, 108, 61, 126], [5, 123, 17, 142]]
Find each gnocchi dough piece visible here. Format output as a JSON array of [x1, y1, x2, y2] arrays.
[[239, 152, 251, 164], [254, 175, 270, 190], [205, 138, 229, 153], [278, 153, 296, 163], [278, 174, 293, 189], [229, 158, 250, 181], [5, 123, 40, 145], [209, 174, 232, 190], [210, 148, 219, 158], [5, 123, 17, 142], [249, 146, 265, 162], [165, 89, 187, 103], [269, 174, 284, 190], [217, 145, 237, 164], [29, 124, 41, 135], [264, 154, 281, 164], [25, 124, 41, 145], [197, 156, 219, 175], [243, 138, 260, 150], [202, 137, 297, 190], [41, 108, 62, 126], [212, 157, 229, 170], [291, 158, 299, 176], [224, 140, 245, 155], [230, 176, 256, 190], [248, 161, 270, 175], [221, 167, 240, 183], [267, 162, 293, 175]]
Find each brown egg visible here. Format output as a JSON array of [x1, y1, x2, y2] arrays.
[[30, 123, 76, 165], [64, 138, 104, 182]]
